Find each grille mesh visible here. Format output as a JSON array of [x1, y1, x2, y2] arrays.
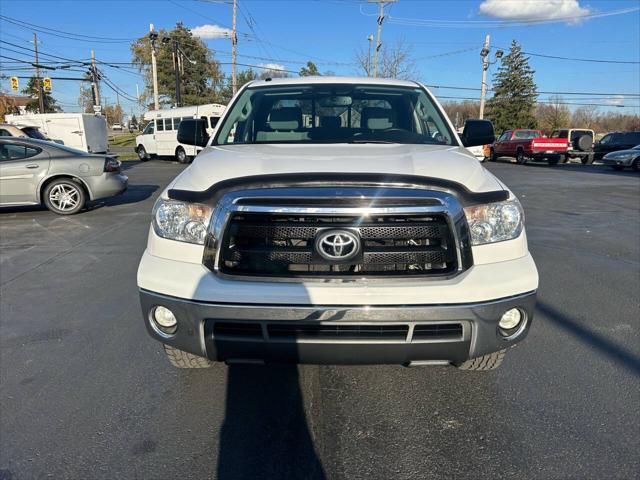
[[216, 212, 457, 278]]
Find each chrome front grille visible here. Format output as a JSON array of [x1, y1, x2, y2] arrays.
[[202, 187, 473, 281]]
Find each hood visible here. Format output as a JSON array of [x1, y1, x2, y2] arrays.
[[170, 144, 504, 194]]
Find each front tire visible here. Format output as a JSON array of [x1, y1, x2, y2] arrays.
[[489, 149, 497, 162], [632, 157, 640, 172], [163, 344, 213, 368], [456, 350, 506, 371], [175, 146, 189, 164], [43, 179, 86, 215], [136, 145, 149, 161]]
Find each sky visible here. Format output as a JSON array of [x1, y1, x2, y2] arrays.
[[1, 0, 639, 119]]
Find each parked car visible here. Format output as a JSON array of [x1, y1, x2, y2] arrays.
[[490, 129, 568, 165], [5, 113, 108, 153], [0, 137, 127, 214], [0, 123, 62, 144], [137, 77, 538, 371], [135, 103, 226, 164], [594, 131, 640, 160], [549, 128, 595, 164], [602, 145, 640, 171], [112, 123, 123, 131]]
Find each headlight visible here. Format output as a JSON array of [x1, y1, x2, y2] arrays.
[[152, 198, 212, 244], [464, 197, 524, 246]]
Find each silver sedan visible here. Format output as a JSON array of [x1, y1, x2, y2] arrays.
[[602, 145, 640, 171], [0, 137, 128, 214]]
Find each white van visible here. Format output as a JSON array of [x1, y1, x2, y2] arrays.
[[135, 103, 226, 163], [5, 113, 108, 153]]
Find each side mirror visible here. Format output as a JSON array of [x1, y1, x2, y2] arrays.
[[177, 119, 209, 147], [461, 119, 495, 147]]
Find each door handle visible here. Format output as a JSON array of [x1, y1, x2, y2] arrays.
[[26, 164, 39, 169]]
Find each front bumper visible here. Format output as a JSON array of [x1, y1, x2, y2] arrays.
[[139, 289, 536, 365], [602, 157, 633, 167]]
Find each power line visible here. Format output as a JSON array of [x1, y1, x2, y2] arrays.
[[437, 95, 639, 108], [0, 14, 135, 44], [501, 48, 640, 65], [425, 84, 640, 97], [384, 6, 640, 28]]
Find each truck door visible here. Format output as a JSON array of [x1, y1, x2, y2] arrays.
[[494, 131, 511, 155], [45, 116, 84, 150], [0, 142, 50, 204]]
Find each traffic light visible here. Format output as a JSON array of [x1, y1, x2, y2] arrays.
[[10, 76, 19, 92], [43, 77, 52, 93]]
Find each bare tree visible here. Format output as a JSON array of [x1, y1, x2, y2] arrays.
[[355, 39, 418, 80], [571, 105, 599, 129], [536, 95, 571, 133]]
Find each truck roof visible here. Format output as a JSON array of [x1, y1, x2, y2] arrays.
[[246, 76, 421, 89]]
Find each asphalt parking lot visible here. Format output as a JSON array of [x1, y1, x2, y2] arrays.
[[1, 159, 638, 480]]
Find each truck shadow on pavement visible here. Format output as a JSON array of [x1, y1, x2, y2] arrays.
[[537, 301, 640, 376], [217, 365, 326, 480]]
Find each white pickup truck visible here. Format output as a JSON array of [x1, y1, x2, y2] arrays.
[[137, 77, 538, 371]]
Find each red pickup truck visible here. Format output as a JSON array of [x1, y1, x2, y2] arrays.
[[489, 129, 568, 165]]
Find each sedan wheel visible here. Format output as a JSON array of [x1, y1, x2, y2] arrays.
[[44, 180, 86, 215]]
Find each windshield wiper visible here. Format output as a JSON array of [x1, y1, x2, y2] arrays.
[[348, 139, 399, 144]]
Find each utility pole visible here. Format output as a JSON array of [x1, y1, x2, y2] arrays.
[[371, 0, 395, 78], [33, 33, 45, 113], [478, 35, 503, 120], [173, 40, 181, 107], [479, 35, 490, 120], [91, 49, 101, 110], [149, 23, 160, 110], [367, 34, 374, 77], [136, 83, 142, 121], [231, 0, 238, 95]]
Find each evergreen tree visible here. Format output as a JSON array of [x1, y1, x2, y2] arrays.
[[486, 40, 538, 133], [299, 61, 320, 77], [21, 76, 60, 113], [219, 69, 257, 104]]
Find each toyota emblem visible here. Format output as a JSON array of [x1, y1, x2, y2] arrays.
[[315, 229, 360, 261]]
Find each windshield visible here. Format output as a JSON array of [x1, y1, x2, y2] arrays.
[[214, 83, 455, 145]]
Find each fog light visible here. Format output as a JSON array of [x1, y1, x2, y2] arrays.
[[499, 308, 523, 330], [151, 306, 177, 335]]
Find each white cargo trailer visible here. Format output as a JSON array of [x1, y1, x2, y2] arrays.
[[5, 113, 108, 153]]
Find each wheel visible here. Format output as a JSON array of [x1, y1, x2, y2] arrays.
[[489, 149, 497, 162], [581, 153, 594, 165], [43, 179, 86, 215], [163, 344, 213, 369], [516, 150, 527, 165], [136, 145, 149, 161], [456, 349, 506, 371], [175, 146, 189, 164], [611, 165, 624, 171], [547, 156, 559, 166], [559, 154, 568, 164], [632, 157, 640, 172]]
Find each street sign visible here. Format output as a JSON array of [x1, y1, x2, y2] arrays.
[[10, 76, 19, 92], [93, 105, 102, 113], [43, 77, 52, 93]]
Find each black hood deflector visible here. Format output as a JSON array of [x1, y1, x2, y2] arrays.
[[167, 172, 509, 207]]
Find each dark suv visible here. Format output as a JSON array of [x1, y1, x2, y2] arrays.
[[594, 131, 640, 160]]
